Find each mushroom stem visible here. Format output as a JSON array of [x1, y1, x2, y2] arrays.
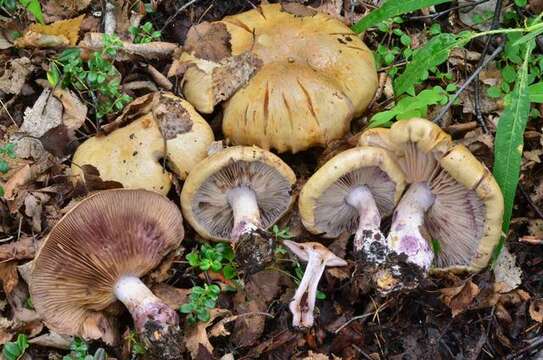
[[345, 186, 383, 254], [289, 251, 326, 328], [114, 276, 179, 333], [387, 182, 435, 270], [227, 186, 262, 241]]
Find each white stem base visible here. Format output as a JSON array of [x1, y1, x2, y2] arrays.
[[289, 252, 325, 328], [387, 182, 435, 270], [227, 186, 261, 241], [345, 186, 385, 261]]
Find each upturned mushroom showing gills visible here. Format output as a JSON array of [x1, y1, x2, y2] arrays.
[[71, 92, 214, 195], [30, 189, 184, 359], [298, 147, 405, 262], [181, 146, 296, 272], [283, 241, 347, 328], [177, 3, 378, 153], [359, 118, 504, 275]]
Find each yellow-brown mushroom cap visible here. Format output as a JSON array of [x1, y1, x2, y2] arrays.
[[71, 93, 214, 194], [299, 146, 405, 238], [180, 3, 378, 153], [359, 118, 504, 272], [30, 189, 184, 340], [181, 146, 296, 241]]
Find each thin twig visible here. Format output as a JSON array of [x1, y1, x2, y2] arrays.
[[433, 44, 504, 125], [519, 184, 543, 220], [161, 0, 203, 32], [408, 0, 491, 20], [474, 0, 503, 133], [0, 98, 17, 127], [506, 336, 543, 359]]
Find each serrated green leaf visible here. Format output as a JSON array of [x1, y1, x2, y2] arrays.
[[528, 82, 543, 103], [493, 42, 535, 235], [352, 0, 451, 33], [394, 33, 468, 95], [18, 0, 44, 24]]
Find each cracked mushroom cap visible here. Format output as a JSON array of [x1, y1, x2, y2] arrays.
[[180, 3, 378, 153], [71, 93, 214, 194], [181, 146, 296, 241], [359, 118, 504, 272], [30, 189, 184, 340], [299, 146, 405, 238]]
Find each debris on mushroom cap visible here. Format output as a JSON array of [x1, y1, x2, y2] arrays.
[[178, 3, 378, 153], [71, 92, 214, 195], [283, 240, 347, 328], [359, 118, 504, 273], [181, 145, 296, 242], [30, 189, 184, 357]]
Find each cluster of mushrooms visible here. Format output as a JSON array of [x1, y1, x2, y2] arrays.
[[28, 4, 504, 358]]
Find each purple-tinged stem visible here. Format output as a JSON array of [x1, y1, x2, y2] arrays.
[[227, 186, 261, 241]]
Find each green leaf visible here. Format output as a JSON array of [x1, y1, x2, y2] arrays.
[[528, 82, 543, 103], [47, 63, 60, 87], [223, 265, 236, 279], [501, 65, 517, 83], [316, 290, 326, 300], [196, 309, 211, 322], [0, 186, 5, 197], [487, 86, 502, 98], [186, 250, 200, 267], [210, 260, 222, 272], [514, 0, 527, 5], [204, 298, 216, 309], [394, 33, 468, 95], [18, 0, 44, 24], [0, 159, 10, 173], [352, 0, 451, 33], [179, 303, 193, 313], [493, 42, 535, 235]]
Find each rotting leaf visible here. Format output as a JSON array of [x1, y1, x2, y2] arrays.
[[0, 58, 35, 95], [184, 308, 230, 358], [440, 280, 480, 317], [184, 22, 232, 62], [72, 164, 123, 195], [15, 15, 84, 48], [281, 3, 317, 17], [39, 125, 77, 158], [493, 247, 522, 293], [212, 52, 262, 104], [153, 97, 193, 140]]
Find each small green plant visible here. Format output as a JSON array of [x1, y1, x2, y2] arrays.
[[271, 225, 294, 240], [2, 334, 29, 360], [0, 0, 43, 23], [0, 143, 16, 197], [47, 34, 132, 120], [129, 22, 161, 44], [179, 284, 221, 323], [63, 337, 106, 360], [186, 242, 237, 279], [125, 330, 146, 356]]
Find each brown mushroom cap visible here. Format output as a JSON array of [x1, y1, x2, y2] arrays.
[[180, 3, 378, 153], [359, 118, 504, 272], [71, 93, 214, 194], [181, 146, 296, 241], [30, 189, 184, 340], [299, 146, 405, 237]]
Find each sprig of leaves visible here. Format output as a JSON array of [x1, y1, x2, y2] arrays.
[[186, 242, 237, 280], [0, 0, 43, 23], [2, 334, 29, 360], [47, 34, 132, 120], [352, 0, 450, 33], [63, 338, 107, 360], [179, 284, 221, 323], [129, 22, 161, 44]]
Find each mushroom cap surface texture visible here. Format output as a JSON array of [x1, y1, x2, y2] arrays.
[[71, 92, 214, 194], [30, 189, 184, 340], [181, 146, 296, 241], [359, 118, 504, 272], [299, 146, 406, 238], [181, 3, 378, 153]]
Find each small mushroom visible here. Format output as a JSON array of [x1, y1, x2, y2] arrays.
[[178, 3, 378, 153], [283, 240, 347, 328], [71, 92, 214, 194], [359, 118, 504, 275], [299, 147, 405, 262], [30, 189, 184, 359], [181, 146, 296, 272]]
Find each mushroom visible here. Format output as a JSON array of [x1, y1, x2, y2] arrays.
[[181, 146, 296, 272], [71, 92, 214, 194], [178, 3, 378, 153], [30, 189, 184, 359], [298, 147, 405, 262], [283, 240, 347, 328], [358, 118, 504, 274]]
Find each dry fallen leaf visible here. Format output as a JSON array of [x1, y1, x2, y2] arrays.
[[493, 247, 522, 293], [29, 332, 73, 350], [0, 58, 35, 95], [184, 22, 232, 62], [440, 280, 481, 317], [529, 299, 543, 323], [184, 308, 230, 358], [15, 15, 84, 48]]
